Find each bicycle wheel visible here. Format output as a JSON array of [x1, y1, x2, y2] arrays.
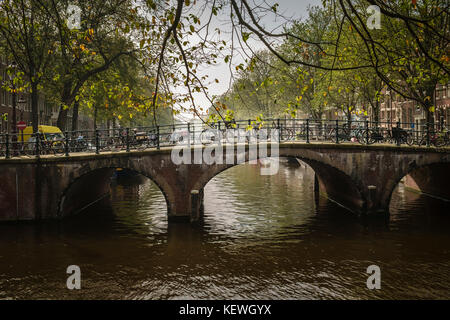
[[367, 130, 382, 145], [383, 131, 394, 144], [200, 129, 212, 145], [356, 130, 367, 144], [324, 128, 335, 141], [416, 135, 427, 146], [406, 133, 415, 146], [297, 128, 311, 141], [52, 141, 66, 155], [445, 133, 450, 147], [283, 128, 293, 141], [434, 136, 446, 147], [113, 137, 125, 151]]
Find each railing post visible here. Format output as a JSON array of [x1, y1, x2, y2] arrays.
[[396, 121, 401, 146], [247, 119, 251, 144], [306, 119, 310, 143], [236, 123, 240, 144], [426, 122, 430, 147], [5, 133, 10, 159], [126, 128, 130, 152], [277, 119, 281, 143], [95, 129, 100, 154], [192, 123, 196, 145], [365, 120, 369, 145], [35, 132, 40, 158], [187, 123, 191, 146], [335, 119, 339, 144], [156, 126, 160, 150], [65, 131, 69, 156]]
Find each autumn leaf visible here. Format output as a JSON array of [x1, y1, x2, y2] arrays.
[[242, 32, 251, 42]]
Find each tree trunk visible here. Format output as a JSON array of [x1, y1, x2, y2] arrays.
[[71, 100, 79, 132], [11, 90, 17, 135], [57, 82, 73, 131], [347, 109, 352, 127], [106, 118, 110, 137], [94, 107, 98, 130], [424, 86, 436, 130], [426, 106, 435, 130], [57, 106, 68, 131], [31, 81, 39, 133], [373, 100, 380, 124]]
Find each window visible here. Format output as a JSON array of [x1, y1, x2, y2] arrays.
[[436, 88, 446, 99]]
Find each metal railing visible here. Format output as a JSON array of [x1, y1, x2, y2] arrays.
[[0, 119, 449, 159]]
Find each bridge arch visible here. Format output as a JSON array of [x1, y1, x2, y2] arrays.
[[191, 153, 365, 215], [57, 165, 170, 218], [387, 161, 450, 208]]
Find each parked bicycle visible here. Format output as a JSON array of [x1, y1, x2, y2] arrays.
[[409, 129, 449, 147]]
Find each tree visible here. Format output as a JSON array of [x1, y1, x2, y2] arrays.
[[77, 53, 174, 129], [217, 51, 284, 119], [277, 5, 336, 120], [35, 0, 140, 131], [137, 0, 372, 124], [331, 0, 449, 125], [0, 0, 55, 133]]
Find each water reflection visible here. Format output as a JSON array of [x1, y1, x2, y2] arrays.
[[0, 159, 449, 299]]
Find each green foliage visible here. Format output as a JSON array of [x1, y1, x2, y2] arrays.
[[1, 0, 448, 129], [215, 1, 448, 123]]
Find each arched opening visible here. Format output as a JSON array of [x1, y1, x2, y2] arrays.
[[300, 158, 365, 214], [202, 157, 317, 234], [58, 167, 169, 223], [389, 163, 450, 217], [201, 156, 364, 233], [401, 163, 450, 201]]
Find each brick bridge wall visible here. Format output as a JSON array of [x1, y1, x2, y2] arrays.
[[0, 143, 449, 222]]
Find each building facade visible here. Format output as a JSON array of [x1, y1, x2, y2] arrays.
[[379, 84, 450, 130], [321, 83, 450, 130]]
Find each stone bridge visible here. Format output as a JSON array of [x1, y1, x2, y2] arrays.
[[0, 142, 449, 223]]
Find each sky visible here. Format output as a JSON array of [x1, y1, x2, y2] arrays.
[[175, 0, 322, 122]]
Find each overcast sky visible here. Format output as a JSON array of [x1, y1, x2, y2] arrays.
[[176, 0, 322, 122]]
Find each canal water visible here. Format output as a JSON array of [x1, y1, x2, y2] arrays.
[[0, 159, 449, 299]]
